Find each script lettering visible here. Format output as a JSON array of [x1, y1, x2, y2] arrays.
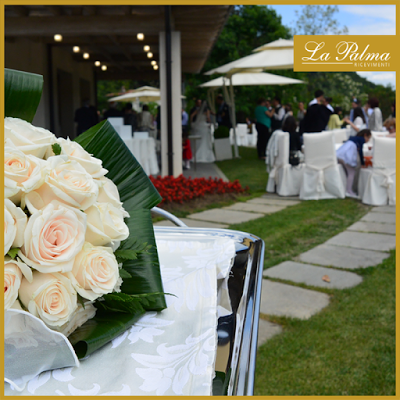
[[302, 41, 330, 61]]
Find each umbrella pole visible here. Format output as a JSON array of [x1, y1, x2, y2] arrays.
[[229, 77, 239, 158]]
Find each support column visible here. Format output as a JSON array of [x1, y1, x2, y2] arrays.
[[159, 31, 182, 177]]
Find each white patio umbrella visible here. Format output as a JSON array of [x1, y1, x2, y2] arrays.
[[109, 89, 185, 104], [199, 72, 303, 88], [203, 38, 296, 157]]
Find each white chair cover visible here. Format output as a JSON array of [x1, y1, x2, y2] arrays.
[[236, 123, 248, 146], [330, 129, 348, 144], [266, 131, 304, 196], [300, 131, 345, 200], [107, 117, 124, 128], [359, 137, 396, 205]]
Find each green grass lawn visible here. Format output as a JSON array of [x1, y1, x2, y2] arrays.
[[216, 146, 396, 396]]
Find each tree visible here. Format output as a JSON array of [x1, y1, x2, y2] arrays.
[[184, 5, 292, 119], [291, 5, 348, 36]]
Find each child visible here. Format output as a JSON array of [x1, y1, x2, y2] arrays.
[[336, 129, 372, 198], [182, 132, 192, 170]]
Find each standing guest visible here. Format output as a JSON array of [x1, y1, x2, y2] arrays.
[[182, 130, 193, 170], [282, 116, 301, 152], [282, 103, 293, 124], [74, 98, 98, 136], [391, 101, 396, 118], [296, 101, 306, 123], [301, 90, 327, 133], [139, 104, 157, 139], [123, 103, 137, 134], [255, 98, 274, 159], [350, 98, 368, 126], [216, 94, 232, 128], [103, 101, 123, 119], [271, 96, 285, 132], [367, 97, 383, 131], [182, 108, 189, 135], [344, 107, 367, 135], [324, 97, 334, 113], [336, 129, 372, 198], [190, 99, 202, 123], [327, 107, 344, 130]]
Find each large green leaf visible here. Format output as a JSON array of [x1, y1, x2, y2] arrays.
[[4, 68, 43, 123], [71, 121, 166, 357]]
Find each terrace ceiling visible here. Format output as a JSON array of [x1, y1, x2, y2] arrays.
[[5, 5, 232, 80]]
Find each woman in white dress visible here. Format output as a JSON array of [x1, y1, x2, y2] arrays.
[[190, 100, 215, 163], [344, 106, 367, 136]]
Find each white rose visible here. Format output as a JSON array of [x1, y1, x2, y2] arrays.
[[25, 156, 99, 214], [57, 301, 96, 337], [56, 138, 108, 178], [4, 117, 56, 159], [19, 201, 86, 273], [4, 257, 33, 310], [19, 271, 78, 328], [66, 242, 121, 301], [96, 176, 129, 217], [4, 141, 46, 204], [85, 203, 129, 247], [4, 199, 27, 255]]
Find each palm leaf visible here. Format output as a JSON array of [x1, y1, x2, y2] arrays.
[[5, 68, 43, 123]]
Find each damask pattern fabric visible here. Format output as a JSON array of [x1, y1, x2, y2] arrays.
[[5, 236, 236, 396]]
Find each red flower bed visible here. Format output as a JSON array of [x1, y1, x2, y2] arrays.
[[150, 175, 248, 204]]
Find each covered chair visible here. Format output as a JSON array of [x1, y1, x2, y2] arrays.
[[358, 136, 396, 205], [266, 130, 304, 196], [300, 131, 346, 200]]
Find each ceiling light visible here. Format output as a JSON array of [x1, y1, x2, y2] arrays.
[[144, 45, 150, 52], [73, 46, 80, 53], [101, 65, 107, 71], [54, 34, 63, 42], [151, 60, 156, 66], [153, 65, 158, 70], [137, 33, 144, 41], [94, 61, 101, 67], [83, 53, 90, 59], [147, 52, 153, 59]]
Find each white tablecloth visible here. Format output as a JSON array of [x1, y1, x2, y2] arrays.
[[123, 137, 159, 176], [5, 234, 236, 396]]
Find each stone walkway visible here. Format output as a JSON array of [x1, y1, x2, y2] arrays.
[[154, 195, 395, 348], [259, 205, 395, 347]]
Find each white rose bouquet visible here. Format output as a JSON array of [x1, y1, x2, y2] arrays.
[[4, 68, 165, 359]]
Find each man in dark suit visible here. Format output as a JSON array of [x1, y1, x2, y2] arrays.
[[216, 94, 232, 128], [74, 98, 98, 136], [301, 90, 329, 133]]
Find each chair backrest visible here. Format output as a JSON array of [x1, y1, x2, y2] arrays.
[[117, 125, 132, 140], [134, 131, 149, 139], [373, 136, 396, 169], [107, 117, 124, 128], [303, 131, 337, 170], [276, 131, 289, 166], [330, 129, 347, 144]]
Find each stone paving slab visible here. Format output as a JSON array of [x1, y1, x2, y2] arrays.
[[154, 218, 229, 229], [263, 261, 362, 289], [348, 221, 396, 235], [223, 202, 286, 214], [262, 193, 300, 200], [187, 208, 264, 224], [361, 212, 395, 224], [248, 197, 300, 206], [257, 319, 283, 347], [371, 206, 396, 214], [260, 280, 330, 320], [299, 243, 391, 269], [325, 231, 396, 252]]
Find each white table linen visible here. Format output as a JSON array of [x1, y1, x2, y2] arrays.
[[123, 137, 159, 176], [5, 235, 236, 396]]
